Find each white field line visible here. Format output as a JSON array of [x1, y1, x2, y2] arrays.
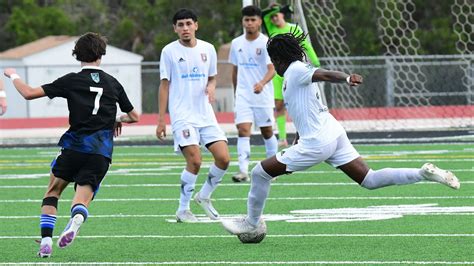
[[1, 233, 473, 240], [0, 261, 473, 265], [1, 181, 474, 189], [1, 196, 473, 203], [1, 213, 473, 220], [1, 158, 473, 168], [0, 167, 473, 179]]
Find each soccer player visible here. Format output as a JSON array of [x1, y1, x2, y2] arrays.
[[4, 32, 139, 257], [229, 5, 277, 182], [221, 31, 460, 235], [156, 9, 230, 222], [262, 3, 321, 147], [0, 78, 6, 115]]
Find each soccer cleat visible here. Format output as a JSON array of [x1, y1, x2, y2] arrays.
[[221, 216, 259, 235], [278, 139, 288, 148], [37, 238, 52, 258], [57, 214, 84, 248], [232, 172, 249, 182], [176, 209, 198, 223], [194, 192, 220, 220], [421, 163, 460, 189]]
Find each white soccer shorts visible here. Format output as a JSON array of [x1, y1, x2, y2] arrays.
[[276, 132, 360, 172], [172, 124, 227, 153], [234, 105, 274, 128]]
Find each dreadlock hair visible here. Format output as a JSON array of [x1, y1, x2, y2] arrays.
[[267, 26, 308, 65]]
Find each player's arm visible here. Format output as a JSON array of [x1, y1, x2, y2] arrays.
[[206, 75, 217, 102], [4, 68, 45, 100], [261, 6, 280, 35], [156, 79, 169, 140], [117, 109, 139, 123], [312, 69, 362, 86], [232, 65, 238, 94], [0, 78, 6, 115], [254, 64, 275, 94]]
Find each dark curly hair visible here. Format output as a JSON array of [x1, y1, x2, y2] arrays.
[[266, 26, 308, 64], [72, 32, 107, 63]]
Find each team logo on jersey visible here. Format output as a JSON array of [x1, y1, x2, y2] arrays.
[[201, 53, 207, 62], [238, 48, 243, 53], [256, 48, 262, 55], [178, 57, 186, 63], [90, 73, 100, 83], [182, 129, 190, 139]]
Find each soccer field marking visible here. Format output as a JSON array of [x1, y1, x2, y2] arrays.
[[2, 204, 474, 221], [1, 196, 473, 203], [1, 167, 473, 179], [1, 233, 473, 240], [1, 158, 473, 169], [1, 261, 473, 265], [2, 180, 474, 188]]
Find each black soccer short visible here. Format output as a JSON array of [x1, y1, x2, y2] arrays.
[[51, 148, 110, 192]]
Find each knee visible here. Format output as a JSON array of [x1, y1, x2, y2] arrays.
[[187, 159, 202, 173], [216, 155, 230, 170], [251, 163, 273, 181]]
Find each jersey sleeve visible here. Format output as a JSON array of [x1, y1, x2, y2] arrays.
[[159, 48, 171, 81], [42, 75, 71, 99], [116, 81, 134, 113], [296, 63, 317, 86], [229, 41, 238, 66], [208, 44, 218, 77]]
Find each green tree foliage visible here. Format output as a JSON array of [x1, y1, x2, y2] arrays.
[[0, 0, 466, 57]]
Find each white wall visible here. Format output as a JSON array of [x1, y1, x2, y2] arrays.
[[0, 41, 143, 118]]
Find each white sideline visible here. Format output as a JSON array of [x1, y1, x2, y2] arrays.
[[0, 261, 473, 265], [1, 196, 473, 203], [1, 233, 473, 239]]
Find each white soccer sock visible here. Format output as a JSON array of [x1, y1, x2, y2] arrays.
[[178, 169, 198, 212], [199, 164, 227, 199], [263, 135, 278, 158], [237, 137, 251, 173], [247, 163, 273, 226], [361, 168, 423, 190]]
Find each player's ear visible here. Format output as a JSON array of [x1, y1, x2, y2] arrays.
[[173, 24, 178, 33], [195, 21, 199, 31]]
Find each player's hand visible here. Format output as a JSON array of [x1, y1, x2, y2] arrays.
[[156, 122, 166, 141], [206, 85, 216, 103], [113, 122, 122, 137], [347, 74, 363, 86], [4, 68, 17, 78], [254, 82, 264, 94]]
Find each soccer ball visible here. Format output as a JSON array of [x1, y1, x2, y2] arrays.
[[237, 220, 267, 244]]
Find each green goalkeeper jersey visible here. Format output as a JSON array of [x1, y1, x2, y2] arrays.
[[262, 7, 321, 67]]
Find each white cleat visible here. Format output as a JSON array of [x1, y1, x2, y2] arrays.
[[232, 172, 249, 182], [176, 209, 198, 223], [194, 192, 220, 220], [37, 237, 53, 258], [57, 214, 84, 248], [421, 163, 460, 189], [221, 217, 258, 235]]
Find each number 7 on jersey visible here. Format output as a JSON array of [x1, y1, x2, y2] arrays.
[[90, 87, 103, 115]]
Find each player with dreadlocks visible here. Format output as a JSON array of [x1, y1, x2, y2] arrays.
[[221, 30, 460, 236]]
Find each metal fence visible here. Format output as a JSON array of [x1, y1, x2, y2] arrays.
[[141, 54, 473, 113]]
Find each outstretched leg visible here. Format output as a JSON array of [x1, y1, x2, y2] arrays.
[[339, 157, 460, 190]]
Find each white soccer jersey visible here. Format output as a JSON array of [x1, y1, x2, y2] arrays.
[[229, 34, 274, 107], [160, 39, 218, 129], [283, 61, 345, 146]]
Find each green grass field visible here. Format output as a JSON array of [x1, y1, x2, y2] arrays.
[[0, 143, 473, 265]]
